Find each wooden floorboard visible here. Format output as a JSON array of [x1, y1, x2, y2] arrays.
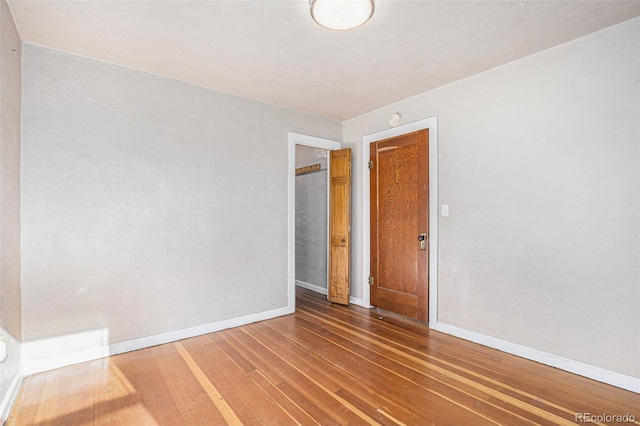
[[7, 288, 640, 425]]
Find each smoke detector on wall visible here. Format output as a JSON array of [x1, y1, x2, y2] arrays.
[[389, 112, 402, 127]]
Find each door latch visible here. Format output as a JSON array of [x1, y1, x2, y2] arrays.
[[418, 233, 427, 250]]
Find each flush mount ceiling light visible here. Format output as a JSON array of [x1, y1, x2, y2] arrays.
[[310, 0, 375, 31]]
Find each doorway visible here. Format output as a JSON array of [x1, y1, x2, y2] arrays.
[[287, 133, 341, 311], [294, 145, 330, 296], [362, 116, 439, 325], [294, 145, 352, 306], [370, 129, 429, 321]]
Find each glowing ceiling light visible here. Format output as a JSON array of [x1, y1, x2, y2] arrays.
[[310, 0, 375, 31]]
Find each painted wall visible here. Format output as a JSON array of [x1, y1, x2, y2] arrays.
[[295, 145, 328, 292], [0, 0, 22, 418], [343, 18, 639, 378], [20, 44, 341, 364]]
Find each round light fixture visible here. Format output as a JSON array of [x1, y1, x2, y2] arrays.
[[310, 0, 375, 31]]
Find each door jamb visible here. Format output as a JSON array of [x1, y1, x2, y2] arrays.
[[362, 117, 438, 326], [288, 132, 341, 311]]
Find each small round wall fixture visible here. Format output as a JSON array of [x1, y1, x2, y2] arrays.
[[389, 112, 402, 127], [310, 0, 375, 31]]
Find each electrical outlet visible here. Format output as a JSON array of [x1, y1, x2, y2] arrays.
[[442, 204, 449, 217]]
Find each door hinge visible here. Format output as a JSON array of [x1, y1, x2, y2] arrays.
[[368, 161, 374, 170], [368, 276, 374, 286], [349, 161, 351, 169]]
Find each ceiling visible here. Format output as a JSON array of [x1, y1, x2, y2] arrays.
[[7, 0, 640, 121]]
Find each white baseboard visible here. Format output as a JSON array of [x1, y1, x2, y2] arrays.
[[22, 304, 637, 396], [434, 322, 640, 394], [0, 367, 23, 424], [295, 281, 371, 309], [295, 280, 327, 295], [349, 295, 371, 308], [22, 305, 293, 376]]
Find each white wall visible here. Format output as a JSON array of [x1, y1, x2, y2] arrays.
[[20, 44, 341, 367], [343, 18, 639, 380], [295, 145, 328, 293], [0, 0, 23, 419]]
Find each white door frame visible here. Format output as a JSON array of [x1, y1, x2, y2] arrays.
[[362, 116, 439, 326], [288, 133, 341, 311]]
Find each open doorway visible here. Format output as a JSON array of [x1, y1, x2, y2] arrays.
[[294, 145, 329, 296], [287, 133, 341, 310]]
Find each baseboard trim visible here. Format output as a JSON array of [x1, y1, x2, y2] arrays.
[[434, 322, 640, 394], [295, 280, 371, 309], [22, 305, 293, 376], [295, 280, 327, 295], [0, 367, 24, 423], [349, 295, 371, 308]]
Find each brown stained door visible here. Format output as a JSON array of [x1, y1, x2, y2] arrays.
[[370, 130, 429, 321], [328, 148, 351, 305]]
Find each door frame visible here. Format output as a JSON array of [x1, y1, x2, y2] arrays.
[[362, 116, 439, 326], [288, 132, 341, 311]]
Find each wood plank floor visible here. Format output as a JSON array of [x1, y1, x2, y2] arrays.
[[8, 288, 640, 425]]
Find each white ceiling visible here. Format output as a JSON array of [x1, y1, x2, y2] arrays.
[[7, 0, 640, 120]]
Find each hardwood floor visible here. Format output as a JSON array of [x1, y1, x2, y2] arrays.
[[8, 288, 640, 425]]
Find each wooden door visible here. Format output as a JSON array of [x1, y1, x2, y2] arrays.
[[370, 130, 429, 321], [328, 148, 351, 305]]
